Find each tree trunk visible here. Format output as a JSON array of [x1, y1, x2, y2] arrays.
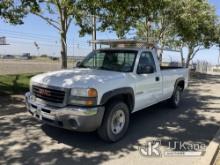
[[60, 31, 67, 69], [185, 54, 190, 68], [185, 47, 193, 68], [158, 48, 163, 65], [180, 48, 184, 66], [159, 53, 162, 64], [60, 7, 68, 69]]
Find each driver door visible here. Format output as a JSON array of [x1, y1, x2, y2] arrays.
[[134, 51, 162, 111]]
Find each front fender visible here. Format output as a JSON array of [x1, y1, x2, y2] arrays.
[[100, 87, 135, 110]]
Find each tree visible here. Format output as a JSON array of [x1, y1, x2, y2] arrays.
[[172, 0, 219, 68], [0, 0, 89, 69], [136, 0, 219, 68], [0, 0, 38, 24], [80, 0, 219, 68], [77, 0, 186, 65], [135, 4, 177, 64], [2, 0, 218, 68], [0, 0, 84, 69], [77, 0, 167, 37], [26, 0, 81, 69]]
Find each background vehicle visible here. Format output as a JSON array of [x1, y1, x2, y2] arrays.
[[25, 40, 188, 142], [2, 54, 15, 59], [20, 53, 31, 60]]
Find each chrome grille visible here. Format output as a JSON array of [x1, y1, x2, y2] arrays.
[[32, 85, 65, 104]]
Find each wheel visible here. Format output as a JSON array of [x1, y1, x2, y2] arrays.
[[169, 86, 182, 108], [97, 100, 130, 142]]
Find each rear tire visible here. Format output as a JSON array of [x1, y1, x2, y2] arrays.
[[97, 100, 130, 142], [168, 86, 182, 108]]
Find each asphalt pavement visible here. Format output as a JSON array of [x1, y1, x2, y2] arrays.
[[1, 73, 220, 165]]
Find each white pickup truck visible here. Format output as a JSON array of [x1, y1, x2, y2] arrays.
[[25, 43, 188, 142]]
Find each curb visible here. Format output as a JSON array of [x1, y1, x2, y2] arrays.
[[195, 128, 220, 165]]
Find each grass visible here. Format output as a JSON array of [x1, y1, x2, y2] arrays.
[[0, 73, 37, 96]]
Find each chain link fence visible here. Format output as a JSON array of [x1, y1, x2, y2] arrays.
[[195, 60, 220, 74]]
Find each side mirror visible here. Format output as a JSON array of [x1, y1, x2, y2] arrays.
[[137, 65, 154, 74], [76, 61, 81, 67]]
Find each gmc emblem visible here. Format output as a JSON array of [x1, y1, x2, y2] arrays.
[[38, 88, 51, 96]]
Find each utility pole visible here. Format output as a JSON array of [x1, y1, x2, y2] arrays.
[[218, 44, 220, 66], [73, 40, 74, 57], [92, 15, 96, 50]]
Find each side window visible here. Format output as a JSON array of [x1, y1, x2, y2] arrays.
[[138, 52, 156, 72], [84, 52, 104, 67]]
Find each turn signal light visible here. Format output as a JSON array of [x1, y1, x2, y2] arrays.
[[88, 88, 97, 97]]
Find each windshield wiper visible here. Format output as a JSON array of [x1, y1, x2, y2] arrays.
[[98, 66, 113, 71], [77, 64, 88, 68], [99, 66, 121, 72]]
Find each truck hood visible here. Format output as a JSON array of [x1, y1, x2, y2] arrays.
[[31, 68, 127, 88]]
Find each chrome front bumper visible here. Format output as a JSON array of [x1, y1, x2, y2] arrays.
[[25, 92, 105, 132]]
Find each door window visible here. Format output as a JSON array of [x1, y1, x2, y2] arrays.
[[137, 52, 156, 73]]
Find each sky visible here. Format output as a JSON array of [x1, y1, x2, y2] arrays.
[[0, 0, 220, 65]]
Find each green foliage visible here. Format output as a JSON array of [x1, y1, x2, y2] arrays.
[[173, 0, 218, 48], [172, 0, 219, 67], [77, 0, 168, 37], [0, 0, 39, 24], [1, 0, 219, 68], [135, 0, 219, 67], [29, 0, 81, 69], [0, 0, 24, 24], [0, 0, 81, 69]]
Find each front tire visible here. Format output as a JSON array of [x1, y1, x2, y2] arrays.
[[169, 86, 182, 108], [97, 100, 130, 142]]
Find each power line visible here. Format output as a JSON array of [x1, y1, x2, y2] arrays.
[[2, 34, 57, 42], [10, 40, 58, 46], [218, 44, 220, 65], [1, 35, 91, 47], [1, 32, 92, 47], [8, 39, 91, 49], [0, 28, 58, 38], [0, 29, 92, 44]]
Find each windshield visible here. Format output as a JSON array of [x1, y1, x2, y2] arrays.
[[78, 50, 137, 72]]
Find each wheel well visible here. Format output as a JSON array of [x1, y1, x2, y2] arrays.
[[177, 80, 185, 90], [105, 94, 134, 112]]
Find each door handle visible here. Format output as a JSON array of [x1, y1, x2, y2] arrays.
[[155, 77, 160, 81]]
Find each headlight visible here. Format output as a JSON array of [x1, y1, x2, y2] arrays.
[[69, 88, 98, 106], [71, 88, 97, 97]]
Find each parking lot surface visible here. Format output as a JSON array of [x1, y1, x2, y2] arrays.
[[1, 74, 220, 165]]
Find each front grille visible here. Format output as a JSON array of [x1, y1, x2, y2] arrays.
[[32, 85, 65, 104]]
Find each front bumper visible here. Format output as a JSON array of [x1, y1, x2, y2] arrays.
[[25, 92, 105, 132]]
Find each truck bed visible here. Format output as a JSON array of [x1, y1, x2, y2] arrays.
[[161, 67, 189, 95]]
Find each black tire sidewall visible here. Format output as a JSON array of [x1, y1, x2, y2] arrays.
[[105, 102, 130, 142], [171, 86, 182, 107]]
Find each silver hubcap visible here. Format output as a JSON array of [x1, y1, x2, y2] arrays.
[[111, 110, 125, 135], [175, 90, 180, 105]]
